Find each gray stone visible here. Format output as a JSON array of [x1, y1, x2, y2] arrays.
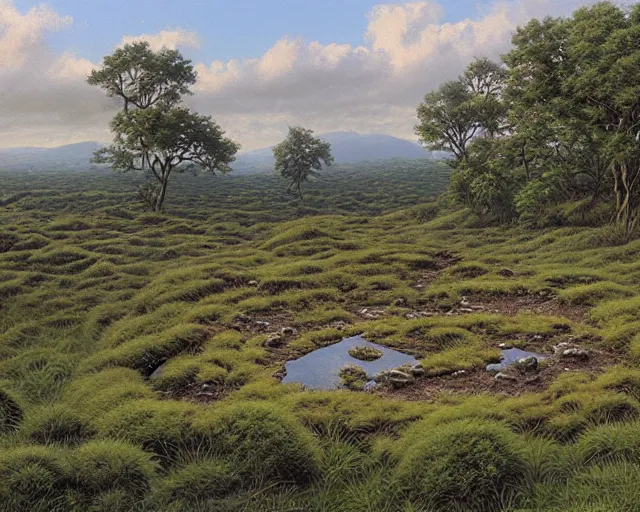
[[553, 342, 571, 355], [517, 356, 539, 371], [389, 369, 412, 379], [255, 321, 270, 330], [498, 342, 513, 349], [389, 370, 413, 388], [265, 333, 284, 348], [562, 348, 590, 360], [248, 280, 259, 286], [281, 326, 298, 337], [393, 298, 407, 307], [201, 383, 211, 390], [410, 366, 426, 377], [452, 370, 467, 377], [495, 372, 517, 382]]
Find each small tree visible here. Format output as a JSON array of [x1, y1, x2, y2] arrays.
[[273, 127, 334, 199], [88, 41, 240, 212]]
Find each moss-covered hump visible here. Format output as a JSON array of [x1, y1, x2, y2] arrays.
[[2, 162, 640, 510]]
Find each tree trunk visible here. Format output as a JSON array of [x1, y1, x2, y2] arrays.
[[155, 178, 169, 212], [613, 161, 640, 240], [297, 181, 303, 200]]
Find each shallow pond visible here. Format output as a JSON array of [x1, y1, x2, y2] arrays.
[[486, 348, 548, 373], [282, 335, 418, 390]]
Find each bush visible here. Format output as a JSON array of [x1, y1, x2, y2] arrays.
[[394, 419, 524, 511], [194, 402, 321, 485]]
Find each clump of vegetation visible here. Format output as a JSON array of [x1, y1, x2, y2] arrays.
[[0, 386, 23, 434], [394, 419, 525, 511], [348, 345, 383, 361], [339, 364, 369, 391], [194, 403, 321, 485]]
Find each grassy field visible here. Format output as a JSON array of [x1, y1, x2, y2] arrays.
[[2, 160, 640, 511]]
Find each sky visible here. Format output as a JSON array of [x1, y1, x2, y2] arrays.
[[0, 0, 610, 151]]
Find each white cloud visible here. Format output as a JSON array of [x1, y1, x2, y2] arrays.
[[0, 1, 71, 69], [0, 0, 611, 149], [120, 29, 201, 51]]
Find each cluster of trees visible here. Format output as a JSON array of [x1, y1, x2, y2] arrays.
[[88, 43, 332, 211], [416, 2, 640, 236]]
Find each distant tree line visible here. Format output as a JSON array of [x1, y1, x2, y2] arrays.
[[415, 2, 640, 238]]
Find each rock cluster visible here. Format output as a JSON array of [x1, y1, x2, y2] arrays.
[[553, 342, 590, 360], [359, 308, 385, 320], [375, 362, 425, 388], [264, 326, 298, 348]]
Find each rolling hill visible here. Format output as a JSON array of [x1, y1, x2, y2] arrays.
[[0, 133, 446, 174]]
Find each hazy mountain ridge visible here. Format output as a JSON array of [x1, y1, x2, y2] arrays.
[[0, 133, 446, 173]]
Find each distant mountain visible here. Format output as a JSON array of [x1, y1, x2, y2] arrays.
[[0, 142, 103, 171], [233, 131, 440, 174], [0, 133, 449, 174]]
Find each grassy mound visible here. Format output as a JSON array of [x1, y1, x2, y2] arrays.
[[394, 420, 525, 511]]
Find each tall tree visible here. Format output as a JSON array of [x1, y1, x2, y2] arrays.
[[415, 58, 507, 165], [273, 127, 334, 199], [88, 41, 240, 212], [565, 2, 640, 237]]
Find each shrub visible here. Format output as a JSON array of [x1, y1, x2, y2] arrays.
[[394, 419, 524, 511], [194, 402, 321, 485]]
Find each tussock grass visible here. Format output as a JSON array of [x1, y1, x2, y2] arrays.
[[4, 163, 640, 509]]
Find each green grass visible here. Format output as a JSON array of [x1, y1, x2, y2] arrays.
[[3, 161, 640, 509]]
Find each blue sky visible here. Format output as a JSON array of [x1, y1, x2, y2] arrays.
[[14, 0, 499, 63], [2, 0, 590, 149]]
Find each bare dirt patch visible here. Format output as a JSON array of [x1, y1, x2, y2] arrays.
[[414, 251, 462, 290], [376, 344, 623, 401]]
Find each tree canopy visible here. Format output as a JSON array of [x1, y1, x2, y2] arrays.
[[88, 41, 240, 212], [416, 2, 640, 238], [273, 127, 334, 199]]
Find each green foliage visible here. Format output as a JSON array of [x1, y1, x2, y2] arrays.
[[0, 386, 23, 434], [394, 419, 524, 511], [339, 365, 369, 391], [0, 445, 69, 511], [348, 345, 383, 361], [273, 126, 334, 199], [152, 460, 240, 507], [67, 440, 156, 509], [88, 41, 240, 212], [24, 404, 94, 446], [195, 402, 321, 485]]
